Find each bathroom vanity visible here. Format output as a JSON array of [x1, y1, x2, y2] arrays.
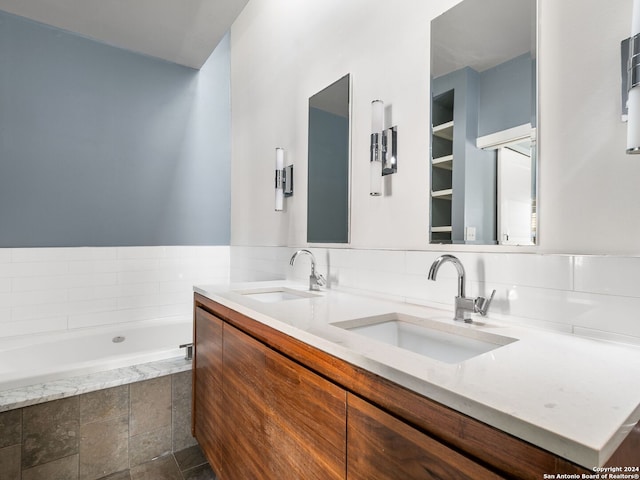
[[192, 282, 640, 479]]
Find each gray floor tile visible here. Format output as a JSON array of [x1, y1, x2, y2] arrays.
[[129, 455, 182, 480], [21, 454, 79, 480], [173, 444, 207, 472], [182, 463, 217, 480]]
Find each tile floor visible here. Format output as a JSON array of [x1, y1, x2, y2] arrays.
[[99, 444, 216, 480]]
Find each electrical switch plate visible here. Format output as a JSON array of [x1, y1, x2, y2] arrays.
[[465, 226, 476, 241]]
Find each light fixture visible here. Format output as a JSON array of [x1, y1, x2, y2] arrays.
[[370, 100, 398, 196], [275, 147, 293, 211], [622, 0, 640, 153]]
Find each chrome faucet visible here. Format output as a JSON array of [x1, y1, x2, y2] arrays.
[[289, 249, 326, 291], [427, 254, 495, 323]]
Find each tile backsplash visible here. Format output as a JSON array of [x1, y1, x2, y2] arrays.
[[232, 246, 640, 345], [0, 246, 229, 338], [5, 244, 637, 345]]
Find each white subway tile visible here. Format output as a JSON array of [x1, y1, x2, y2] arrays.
[[117, 270, 163, 285], [68, 306, 159, 329], [66, 298, 119, 316], [0, 307, 11, 323], [158, 290, 193, 305], [0, 293, 9, 308], [481, 254, 573, 291], [0, 278, 10, 293], [0, 317, 68, 338], [9, 289, 68, 307], [12, 272, 117, 292], [116, 246, 167, 260], [0, 250, 11, 263], [117, 294, 160, 310], [11, 247, 74, 262], [11, 302, 70, 322], [7, 261, 69, 278], [574, 255, 640, 297], [67, 259, 119, 274], [349, 249, 406, 274], [157, 302, 192, 318]]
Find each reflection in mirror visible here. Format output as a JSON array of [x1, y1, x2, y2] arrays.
[[307, 74, 350, 243], [430, 0, 537, 245]]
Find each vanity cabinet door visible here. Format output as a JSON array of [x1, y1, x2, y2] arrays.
[[193, 307, 224, 475], [222, 322, 269, 480], [346, 394, 504, 480], [263, 345, 346, 479], [223, 323, 347, 480]]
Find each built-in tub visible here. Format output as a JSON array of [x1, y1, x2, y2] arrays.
[[0, 318, 193, 410]]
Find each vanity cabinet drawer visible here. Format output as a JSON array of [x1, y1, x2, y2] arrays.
[[347, 394, 503, 480]]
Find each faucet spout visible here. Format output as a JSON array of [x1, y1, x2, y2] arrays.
[[289, 249, 326, 291], [428, 254, 466, 298]]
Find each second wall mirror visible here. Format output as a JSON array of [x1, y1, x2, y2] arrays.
[[307, 74, 351, 244], [430, 0, 537, 246]]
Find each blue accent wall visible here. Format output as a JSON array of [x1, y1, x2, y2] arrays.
[[477, 53, 535, 136], [0, 11, 231, 247]]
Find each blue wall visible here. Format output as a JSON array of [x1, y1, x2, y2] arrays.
[[477, 53, 535, 136], [0, 11, 231, 247]]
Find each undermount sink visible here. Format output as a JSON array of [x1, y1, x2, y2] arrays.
[[235, 287, 320, 303], [332, 313, 517, 364]]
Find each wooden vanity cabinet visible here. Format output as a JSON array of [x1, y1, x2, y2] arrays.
[[193, 294, 637, 479]]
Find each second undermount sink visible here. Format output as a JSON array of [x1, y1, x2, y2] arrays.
[[234, 287, 320, 303], [332, 313, 517, 364]]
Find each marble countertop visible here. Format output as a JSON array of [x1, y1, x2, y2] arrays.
[[195, 281, 640, 469]]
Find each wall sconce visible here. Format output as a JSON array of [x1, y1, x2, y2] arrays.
[[275, 147, 293, 211], [622, 0, 640, 153], [370, 100, 398, 196]]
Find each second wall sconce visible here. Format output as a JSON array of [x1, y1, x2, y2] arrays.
[[275, 147, 293, 211], [370, 100, 398, 196], [622, 0, 640, 154]]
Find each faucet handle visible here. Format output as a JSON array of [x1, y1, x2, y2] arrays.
[[315, 273, 327, 287], [475, 289, 496, 316]]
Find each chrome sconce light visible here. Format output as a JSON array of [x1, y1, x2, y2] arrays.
[[275, 147, 293, 211], [622, 0, 640, 153], [370, 100, 398, 196]]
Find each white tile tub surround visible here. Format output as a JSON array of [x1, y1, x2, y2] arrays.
[[231, 246, 640, 344], [0, 246, 230, 338]]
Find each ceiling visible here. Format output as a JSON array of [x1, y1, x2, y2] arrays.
[[431, 0, 535, 79], [0, 0, 249, 69]]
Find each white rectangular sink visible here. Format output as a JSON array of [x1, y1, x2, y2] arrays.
[[234, 287, 320, 303], [332, 313, 517, 363]]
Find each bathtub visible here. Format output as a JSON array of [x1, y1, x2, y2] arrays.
[[0, 317, 193, 393]]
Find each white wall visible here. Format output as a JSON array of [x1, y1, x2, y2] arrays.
[[230, 0, 640, 255]]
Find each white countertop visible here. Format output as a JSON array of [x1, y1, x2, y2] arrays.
[[195, 281, 640, 469]]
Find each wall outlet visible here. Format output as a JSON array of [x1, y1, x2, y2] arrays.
[[465, 226, 476, 241]]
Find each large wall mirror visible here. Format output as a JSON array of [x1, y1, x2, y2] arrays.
[[430, 0, 537, 245], [307, 74, 351, 243]]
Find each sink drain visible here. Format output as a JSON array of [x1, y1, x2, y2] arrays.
[[112, 336, 125, 343]]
